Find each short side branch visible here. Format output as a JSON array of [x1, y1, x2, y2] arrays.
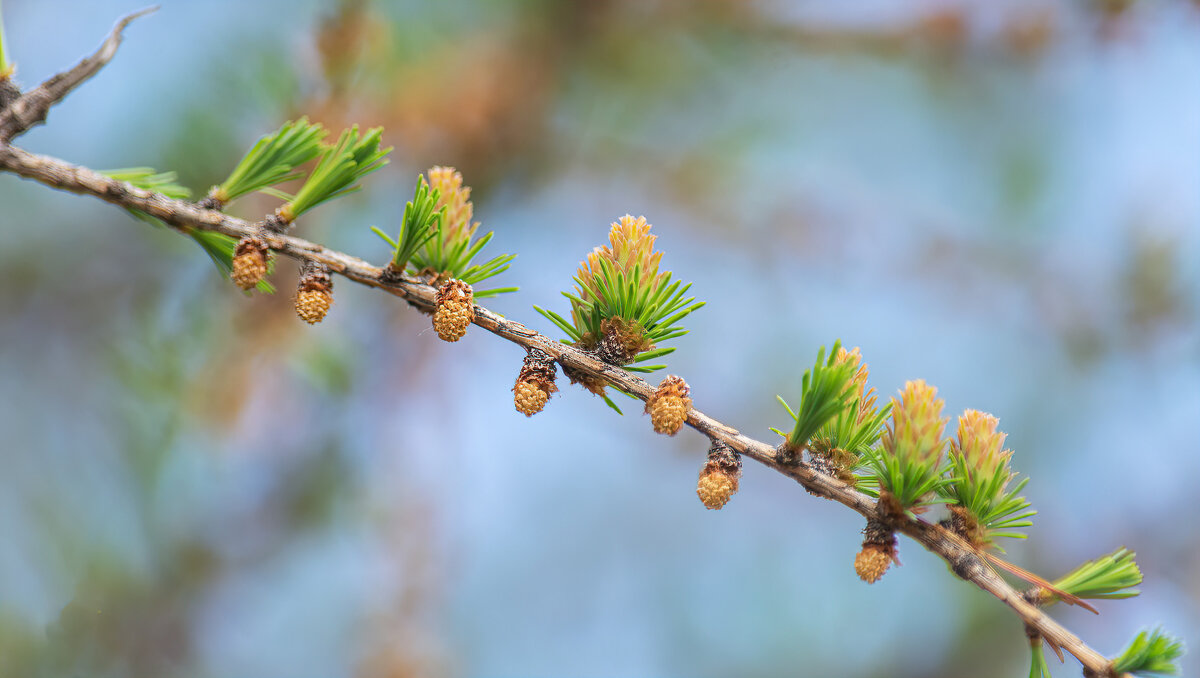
[[0, 7, 157, 141]]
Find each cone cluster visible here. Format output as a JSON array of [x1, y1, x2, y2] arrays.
[[855, 520, 898, 584], [432, 279, 474, 342], [513, 349, 559, 417], [646, 375, 692, 436], [231, 237, 270, 290], [295, 262, 334, 324], [696, 440, 742, 510]]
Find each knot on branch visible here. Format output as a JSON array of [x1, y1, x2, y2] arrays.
[[379, 262, 406, 285], [0, 79, 19, 112], [197, 194, 225, 211], [776, 440, 803, 467], [948, 551, 986, 582], [874, 489, 908, 527], [261, 212, 289, 234]]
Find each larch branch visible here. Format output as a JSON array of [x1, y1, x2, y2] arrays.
[[0, 139, 1116, 676]]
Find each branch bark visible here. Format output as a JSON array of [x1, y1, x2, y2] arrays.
[[0, 139, 1116, 676]]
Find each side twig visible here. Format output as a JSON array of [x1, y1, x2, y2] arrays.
[[0, 7, 157, 142], [0, 140, 1116, 676]]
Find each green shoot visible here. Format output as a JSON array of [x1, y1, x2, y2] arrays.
[[407, 166, 516, 296], [208, 117, 326, 206], [776, 341, 859, 453], [1048, 548, 1142, 603], [1113, 628, 1185, 677], [806, 346, 890, 475], [939, 409, 1035, 549], [1029, 642, 1053, 678], [535, 214, 702, 372], [372, 175, 443, 274], [861, 379, 949, 509], [280, 125, 391, 222]]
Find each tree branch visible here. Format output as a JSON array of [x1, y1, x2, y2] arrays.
[[0, 7, 157, 142], [0, 139, 1116, 676]]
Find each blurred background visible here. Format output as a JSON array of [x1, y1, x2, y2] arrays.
[[1, 0, 1198, 676]]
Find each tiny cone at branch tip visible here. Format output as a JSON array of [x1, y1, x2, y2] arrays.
[[231, 237, 270, 291], [513, 348, 559, 417], [855, 520, 898, 584], [433, 279, 474, 342], [696, 440, 742, 510], [647, 375, 692, 435], [295, 261, 334, 324]]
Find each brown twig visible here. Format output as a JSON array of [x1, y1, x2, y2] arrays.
[[0, 140, 1117, 676], [0, 7, 158, 141]]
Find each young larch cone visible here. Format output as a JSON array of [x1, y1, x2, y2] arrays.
[[231, 237, 270, 290], [646, 375, 692, 435], [952, 408, 1013, 478], [696, 440, 742, 510], [295, 262, 334, 324], [855, 546, 893, 584], [855, 520, 898, 584], [432, 279, 474, 342], [514, 381, 549, 416], [427, 166, 479, 244], [881, 379, 948, 466], [513, 348, 559, 417]]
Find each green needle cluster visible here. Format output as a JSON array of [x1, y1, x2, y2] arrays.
[[373, 168, 516, 297], [410, 166, 516, 297], [774, 341, 860, 454], [1048, 548, 1143, 603], [862, 378, 949, 509], [1113, 629, 1184, 677], [534, 214, 703, 373], [939, 409, 1035, 549], [280, 125, 390, 223], [373, 175, 443, 275], [208, 117, 326, 207]]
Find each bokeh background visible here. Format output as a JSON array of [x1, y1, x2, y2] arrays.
[[1, 1, 1198, 676]]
